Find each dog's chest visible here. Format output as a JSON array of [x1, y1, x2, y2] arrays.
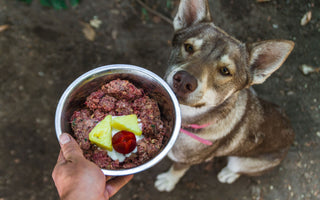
[[168, 91, 254, 164], [168, 131, 214, 164], [168, 124, 248, 164]]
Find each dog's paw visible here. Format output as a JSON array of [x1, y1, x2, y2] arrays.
[[217, 166, 240, 184], [154, 172, 179, 192]]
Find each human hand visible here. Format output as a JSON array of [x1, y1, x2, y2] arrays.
[[52, 133, 133, 200]]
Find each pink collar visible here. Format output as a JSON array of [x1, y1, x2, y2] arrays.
[[180, 123, 213, 146]]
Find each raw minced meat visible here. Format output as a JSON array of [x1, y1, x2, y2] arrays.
[[70, 79, 169, 169], [101, 79, 144, 100]]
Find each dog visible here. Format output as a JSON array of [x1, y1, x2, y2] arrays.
[[155, 0, 295, 192]]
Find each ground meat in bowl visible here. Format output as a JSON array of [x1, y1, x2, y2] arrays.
[[70, 79, 169, 170]]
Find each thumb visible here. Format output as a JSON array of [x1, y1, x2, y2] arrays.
[[59, 133, 84, 162]]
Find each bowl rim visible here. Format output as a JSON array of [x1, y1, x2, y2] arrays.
[[55, 64, 181, 176]]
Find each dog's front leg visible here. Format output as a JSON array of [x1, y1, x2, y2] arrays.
[[155, 162, 191, 192]]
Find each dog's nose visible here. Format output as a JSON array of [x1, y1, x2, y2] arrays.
[[173, 71, 198, 95]]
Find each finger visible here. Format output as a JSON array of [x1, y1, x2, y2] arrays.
[[52, 150, 66, 181], [52, 152, 63, 182], [59, 133, 83, 162], [57, 150, 66, 165], [105, 175, 134, 198]]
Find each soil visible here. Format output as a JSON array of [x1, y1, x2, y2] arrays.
[[0, 0, 319, 199]]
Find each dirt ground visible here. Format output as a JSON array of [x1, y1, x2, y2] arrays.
[[0, 0, 319, 199]]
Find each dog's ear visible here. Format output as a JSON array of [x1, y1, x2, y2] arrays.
[[248, 40, 294, 85], [173, 0, 212, 31]]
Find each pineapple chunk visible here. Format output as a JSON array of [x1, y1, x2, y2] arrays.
[[111, 114, 142, 136], [89, 115, 113, 151]]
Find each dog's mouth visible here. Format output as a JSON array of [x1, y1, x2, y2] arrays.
[[179, 100, 206, 108], [192, 102, 206, 108], [169, 80, 206, 108]]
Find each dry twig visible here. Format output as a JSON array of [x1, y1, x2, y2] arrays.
[[0, 25, 9, 32], [135, 0, 173, 25], [300, 11, 312, 26]]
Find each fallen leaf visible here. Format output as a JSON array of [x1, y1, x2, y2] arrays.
[[286, 91, 295, 96], [185, 181, 200, 190], [301, 11, 312, 26], [299, 64, 320, 75], [152, 16, 161, 24], [0, 24, 9, 32], [284, 76, 293, 82], [81, 22, 96, 41], [111, 30, 118, 40], [90, 16, 102, 29]]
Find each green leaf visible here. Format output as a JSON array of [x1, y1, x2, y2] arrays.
[[166, 0, 173, 9], [21, 0, 80, 9], [141, 7, 149, 21], [51, 0, 67, 10], [40, 0, 52, 7], [69, 0, 80, 7], [18, 0, 33, 4]]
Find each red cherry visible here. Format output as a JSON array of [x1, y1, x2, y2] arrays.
[[112, 131, 137, 154]]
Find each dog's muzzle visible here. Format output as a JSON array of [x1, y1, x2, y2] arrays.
[[172, 71, 198, 98]]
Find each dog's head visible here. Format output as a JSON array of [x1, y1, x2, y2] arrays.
[[166, 0, 294, 112]]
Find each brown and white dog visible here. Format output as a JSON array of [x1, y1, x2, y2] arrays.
[[155, 0, 295, 192]]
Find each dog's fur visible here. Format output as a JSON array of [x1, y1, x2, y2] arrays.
[[155, 0, 295, 192]]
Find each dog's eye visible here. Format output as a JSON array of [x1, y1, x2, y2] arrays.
[[184, 43, 194, 54], [220, 66, 231, 76]]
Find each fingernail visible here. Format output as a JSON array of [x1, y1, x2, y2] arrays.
[[60, 133, 70, 145]]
